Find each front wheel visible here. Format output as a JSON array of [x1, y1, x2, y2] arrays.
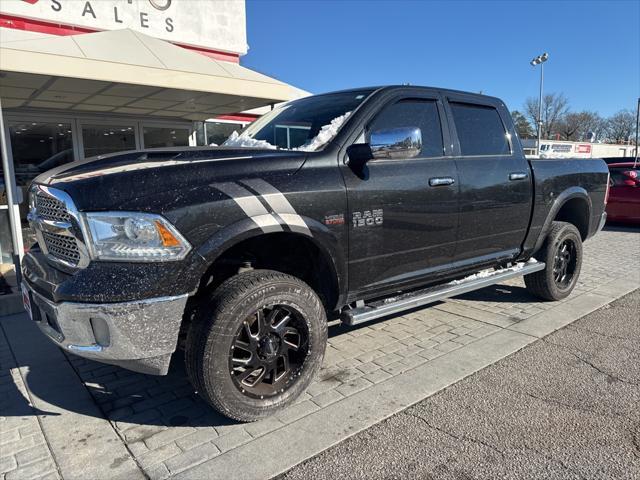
[[525, 221, 583, 301], [185, 270, 327, 422]]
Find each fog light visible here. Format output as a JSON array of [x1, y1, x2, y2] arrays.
[[90, 318, 111, 347]]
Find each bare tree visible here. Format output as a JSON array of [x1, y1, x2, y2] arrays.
[[510, 110, 534, 138], [556, 111, 604, 141], [604, 109, 636, 144], [524, 93, 569, 139]]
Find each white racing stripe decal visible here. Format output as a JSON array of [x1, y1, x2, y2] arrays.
[[214, 182, 283, 233], [240, 178, 312, 236]]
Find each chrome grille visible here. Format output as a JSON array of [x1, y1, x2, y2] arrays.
[[31, 187, 85, 268], [41, 231, 81, 265], [35, 192, 72, 222]]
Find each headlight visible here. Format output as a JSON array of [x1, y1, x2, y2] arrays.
[[83, 212, 191, 261]]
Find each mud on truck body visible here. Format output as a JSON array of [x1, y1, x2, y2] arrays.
[[22, 86, 609, 421]]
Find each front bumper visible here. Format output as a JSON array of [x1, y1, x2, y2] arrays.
[[23, 282, 188, 375]]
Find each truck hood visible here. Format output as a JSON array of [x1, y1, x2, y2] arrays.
[[34, 147, 306, 211]]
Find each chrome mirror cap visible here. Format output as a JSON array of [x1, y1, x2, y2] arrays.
[[370, 127, 422, 159]]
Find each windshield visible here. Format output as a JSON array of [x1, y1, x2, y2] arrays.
[[222, 89, 375, 151]]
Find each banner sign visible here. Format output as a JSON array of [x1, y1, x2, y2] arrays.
[[1, 0, 247, 54]]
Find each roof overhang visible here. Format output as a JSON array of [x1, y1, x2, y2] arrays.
[[0, 28, 304, 120]]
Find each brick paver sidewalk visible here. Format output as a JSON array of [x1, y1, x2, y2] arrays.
[[1, 227, 638, 480]]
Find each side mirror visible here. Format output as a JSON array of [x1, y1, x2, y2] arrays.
[[370, 127, 422, 159]]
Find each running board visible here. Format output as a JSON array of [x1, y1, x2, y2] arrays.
[[341, 262, 545, 326]]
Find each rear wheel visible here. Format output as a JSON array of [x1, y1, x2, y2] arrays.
[[185, 270, 327, 422], [525, 221, 583, 301]]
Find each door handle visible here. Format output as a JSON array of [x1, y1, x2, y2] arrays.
[[429, 177, 455, 187], [509, 172, 528, 181]]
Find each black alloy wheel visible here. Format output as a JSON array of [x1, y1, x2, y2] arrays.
[[553, 238, 577, 288], [230, 304, 309, 399], [524, 221, 583, 301], [185, 269, 327, 422]]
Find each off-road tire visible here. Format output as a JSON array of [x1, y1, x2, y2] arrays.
[[185, 269, 327, 422], [525, 221, 583, 301]]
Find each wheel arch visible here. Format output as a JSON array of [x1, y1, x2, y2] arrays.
[[194, 215, 346, 315], [534, 187, 592, 252]]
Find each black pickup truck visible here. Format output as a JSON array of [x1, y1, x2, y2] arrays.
[[22, 86, 609, 421]]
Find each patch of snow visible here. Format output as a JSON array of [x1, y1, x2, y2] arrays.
[[209, 142, 218, 146], [449, 269, 495, 285], [448, 261, 531, 286], [297, 112, 352, 152], [222, 131, 277, 150]]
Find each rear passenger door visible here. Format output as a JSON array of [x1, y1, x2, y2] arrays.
[[444, 94, 532, 264], [342, 93, 459, 298]]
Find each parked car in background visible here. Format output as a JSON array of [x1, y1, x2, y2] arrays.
[[606, 161, 640, 225]]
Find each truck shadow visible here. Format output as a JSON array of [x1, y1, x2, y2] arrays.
[[454, 284, 541, 304], [66, 354, 240, 430], [603, 224, 640, 233]]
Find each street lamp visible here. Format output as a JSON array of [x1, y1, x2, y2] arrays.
[[530, 52, 549, 157]]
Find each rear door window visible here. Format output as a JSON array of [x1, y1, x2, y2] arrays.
[[450, 102, 511, 156]]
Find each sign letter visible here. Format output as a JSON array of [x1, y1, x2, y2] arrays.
[[165, 17, 174, 32], [82, 1, 96, 19]]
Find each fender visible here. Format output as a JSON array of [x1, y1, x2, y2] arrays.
[[195, 214, 347, 310], [533, 186, 592, 253]]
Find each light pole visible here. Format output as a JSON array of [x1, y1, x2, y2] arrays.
[[531, 52, 549, 157], [634, 97, 639, 168]]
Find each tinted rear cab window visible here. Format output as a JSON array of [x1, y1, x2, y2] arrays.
[[450, 102, 510, 156]]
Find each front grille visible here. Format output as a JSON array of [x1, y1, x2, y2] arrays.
[[35, 192, 72, 222], [41, 231, 81, 266], [32, 188, 82, 267]]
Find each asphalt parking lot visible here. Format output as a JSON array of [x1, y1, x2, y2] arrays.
[[1, 226, 639, 480], [281, 289, 640, 480]]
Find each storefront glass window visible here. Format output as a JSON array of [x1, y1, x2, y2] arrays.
[[82, 124, 136, 158], [9, 121, 74, 187], [7, 121, 76, 252], [205, 122, 243, 146], [274, 125, 312, 149], [143, 126, 190, 148]]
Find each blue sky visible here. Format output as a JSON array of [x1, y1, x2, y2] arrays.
[[243, 0, 639, 117]]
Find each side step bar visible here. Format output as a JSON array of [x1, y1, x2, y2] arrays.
[[341, 262, 545, 326]]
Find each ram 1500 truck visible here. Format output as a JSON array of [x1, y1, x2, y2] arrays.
[[22, 86, 609, 421]]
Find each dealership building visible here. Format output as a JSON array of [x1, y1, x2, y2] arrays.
[[0, 0, 304, 299]]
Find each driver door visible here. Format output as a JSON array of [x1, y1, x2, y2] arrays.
[[341, 94, 459, 299]]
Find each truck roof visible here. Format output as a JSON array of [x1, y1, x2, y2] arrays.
[[310, 85, 504, 104]]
